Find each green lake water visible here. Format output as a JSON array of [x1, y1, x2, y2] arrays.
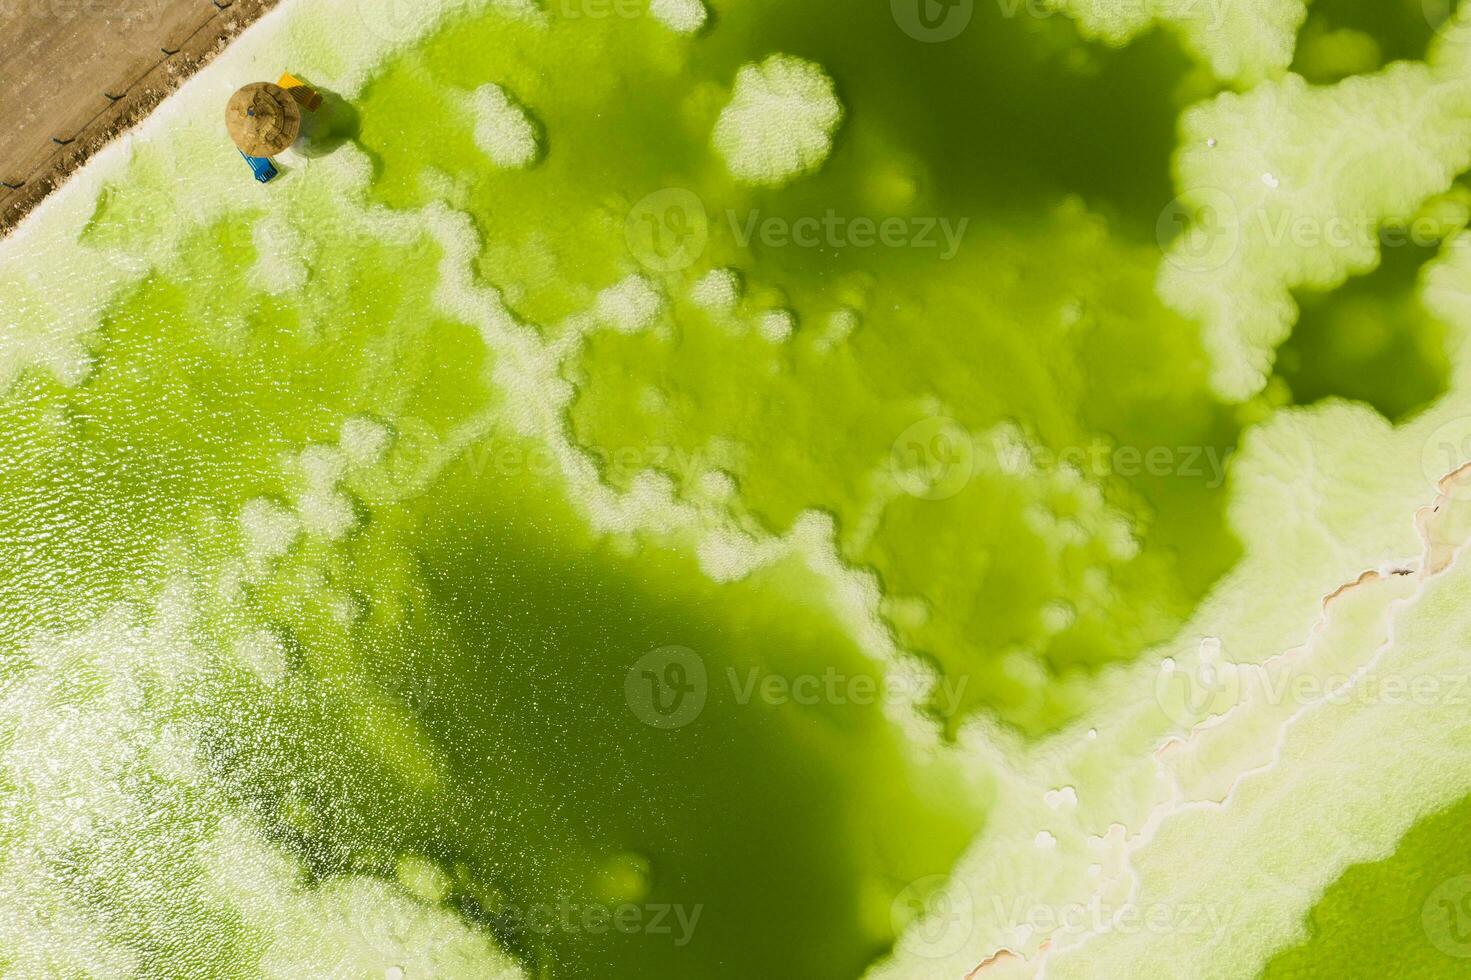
[[4, 0, 1457, 974]]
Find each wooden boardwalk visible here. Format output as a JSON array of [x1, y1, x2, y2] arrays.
[[0, 0, 277, 235]]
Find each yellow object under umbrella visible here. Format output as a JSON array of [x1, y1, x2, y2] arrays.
[[225, 82, 302, 157]]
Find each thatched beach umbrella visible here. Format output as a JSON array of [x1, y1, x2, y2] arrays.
[[226, 82, 302, 157]]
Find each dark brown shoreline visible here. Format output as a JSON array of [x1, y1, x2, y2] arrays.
[[0, 0, 279, 237]]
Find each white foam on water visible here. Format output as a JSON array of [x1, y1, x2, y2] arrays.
[[251, 213, 310, 294], [205, 817, 522, 978], [697, 527, 786, 582], [596, 273, 665, 332], [1040, 600, 1076, 634], [290, 445, 361, 539], [649, 0, 708, 34], [400, 198, 969, 749], [299, 489, 358, 539], [712, 55, 844, 187], [1043, 786, 1078, 809], [240, 497, 302, 568], [298, 443, 349, 490], [330, 592, 366, 627], [869, 423, 1471, 978], [341, 416, 393, 466], [469, 83, 542, 169], [757, 308, 796, 343], [690, 267, 742, 311], [0, 572, 521, 977], [815, 307, 861, 351], [698, 469, 737, 499]]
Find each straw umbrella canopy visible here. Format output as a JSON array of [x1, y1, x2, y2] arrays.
[[225, 82, 302, 157]]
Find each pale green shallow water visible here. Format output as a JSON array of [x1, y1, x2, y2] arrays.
[[6, 0, 1471, 976]]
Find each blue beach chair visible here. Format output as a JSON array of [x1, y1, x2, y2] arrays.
[[240, 151, 279, 184]]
